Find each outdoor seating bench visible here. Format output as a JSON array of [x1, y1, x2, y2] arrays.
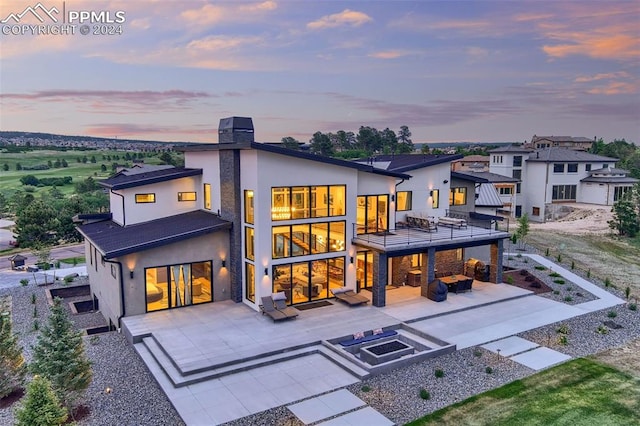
[[339, 330, 398, 347], [438, 217, 467, 229]]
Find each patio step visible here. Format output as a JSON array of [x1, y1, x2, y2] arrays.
[[316, 345, 370, 380], [140, 336, 366, 387]]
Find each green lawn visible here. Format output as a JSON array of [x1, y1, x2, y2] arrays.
[[407, 358, 640, 426]]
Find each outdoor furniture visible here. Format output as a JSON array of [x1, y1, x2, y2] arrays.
[[439, 274, 473, 293], [339, 329, 398, 347], [438, 217, 467, 229], [406, 214, 438, 232], [260, 296, 289, 322], [271, 292, 299, 319], [426, 279, 448, 302], [331, 288, 369, 306]]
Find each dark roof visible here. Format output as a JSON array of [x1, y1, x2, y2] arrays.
[[77, 210, 231, 259], [527, 148, 617, 163], [9, 254, 27, 261], [453, 171, 519, 183], [179, 142, 412, 179], [100, 167, 202, 190], [356, 154, 462, 173], [488, 145, 533, 153], [581, 176, 639, 184]]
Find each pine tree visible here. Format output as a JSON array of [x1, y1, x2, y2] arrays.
[[30, 297, 92, 409], [15, 375, 68, 426], [0, 311, 27, 398]]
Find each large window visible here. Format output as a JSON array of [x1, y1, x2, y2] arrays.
[[356, 195, 388, 234], [431, 189, 439, 208], [499, 187, 512, 195], [614, 186, 630, 201], [272, 256, 345, 305], [553, 163, 565, 173], [245, 227, 255, 260], [272, 221, 345, 259], [513, 156, 522, 167], [512, 169, 522, 179], [586, 164, 592, 171], [178, 192, 196, 202], [245, 263, 255, 303], [145, 261, 212, 312], [449, 187, 467, 206], [396, 191, 412, 211], [135, 193, 155, 203], [204, 184, 211, 210], [244, 190, 254, 224], [271, 185, 346, 220], [552, 185, 577, 201], [567, 163, 578, 173]]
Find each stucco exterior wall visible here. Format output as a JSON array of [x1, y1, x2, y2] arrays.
[[185, 150, 222, 213], [84, 242, 122, 329], [395, 162, 451, 221]]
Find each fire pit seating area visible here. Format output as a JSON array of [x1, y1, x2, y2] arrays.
[[405, 213, 438, 232], [438, 216, 467, 229], [339, 328, 398, 347]]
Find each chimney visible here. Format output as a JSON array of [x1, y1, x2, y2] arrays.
[[218, 116, 254, 144]]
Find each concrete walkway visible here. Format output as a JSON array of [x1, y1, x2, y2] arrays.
[[124, 254, 625, 425]]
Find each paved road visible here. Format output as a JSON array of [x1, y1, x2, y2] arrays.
[[0, 243, 85, 271]]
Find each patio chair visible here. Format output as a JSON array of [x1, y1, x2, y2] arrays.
[[260, 296, 288, 322], [271, 292, 299, 319], [331, 288, 369, 306]]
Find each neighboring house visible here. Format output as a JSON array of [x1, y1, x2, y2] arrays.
[[488, 146, 636, 222], [452, 171, 520, 218], [528, 135, 595, 151], [77, 117, 510, 328], [451, 155, 490, 172]]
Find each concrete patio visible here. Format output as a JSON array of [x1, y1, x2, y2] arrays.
[[122, 254, 625, 425]]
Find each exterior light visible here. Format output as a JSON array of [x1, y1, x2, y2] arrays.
[[129, 270, 134, 279], [350, 257, 354, 264], [221, 259, 226, 268], [264, 268, 269, 276]]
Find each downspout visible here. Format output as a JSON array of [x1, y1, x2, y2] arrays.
[[394, 178, 405, 226], [111, 189, 125, 226], [103, 257, 126, 329]]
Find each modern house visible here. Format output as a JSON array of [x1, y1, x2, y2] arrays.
[[77, 117, 510, 329], [488, 146, 638, 222], [452, 171, 520, 218], [528, 135, 595, 151], [451, 155, 490, 172]]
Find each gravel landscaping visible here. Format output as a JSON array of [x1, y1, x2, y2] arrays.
[[2, 254, 638, 426]]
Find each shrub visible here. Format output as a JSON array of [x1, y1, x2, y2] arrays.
[[604, 277, 611, 287], [524, 258, 529, 263], [549, 272, 561, 277], [535, 265, 546, 271], [516, 253, 522, 258], [571, 261, 575, 269], [473, 348, 482, 357], [557, 335, 568, 345], [625, 286, 631, 300], [566, 286, 573, 291], [361, 385, 371, 392], [32, 320, 39, 331], [587, 269, 591, 278], [419, 388, 430, 400], [33, 306, 37, 318], [506, 276, 514, 285], [485, 366, 493, 374], [554, 279, 566, 285], [553, 290, 560, 295], [434, 369, 445, 378], [64, 276, 74, 284], [20, 279, 29, 286], [31, 293, 36, 304], [545, 248, 550, 256], [556, 324, 570, 335], [564, 296, 573, 302], [519, 269, 529, 276], [0, 312, 27, 399], [596, 325, 609, 335], [14, 375, 68, 426], [557, 254, 562, 262], [607, 310, 617, 318], [629, 303, 637, 311]]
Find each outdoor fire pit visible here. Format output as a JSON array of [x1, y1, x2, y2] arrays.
[[360, 339, 414, 365]]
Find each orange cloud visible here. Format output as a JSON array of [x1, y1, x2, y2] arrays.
[[543, 34, 639, 61], [587, 81, 639, 95], [368, 50, 408, 59], [574, 72, 631, 83], [307, 9, 372, 30]]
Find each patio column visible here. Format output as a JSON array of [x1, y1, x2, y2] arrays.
[[490, 239, 504, 283], [426, 247, 436, 283], [371, 251, 387, 307]]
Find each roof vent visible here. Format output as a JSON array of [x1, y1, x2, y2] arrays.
[[218, 116, 254, 144]]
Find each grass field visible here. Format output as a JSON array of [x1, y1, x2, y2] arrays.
[[0, 149, 169, 198], [407, 357, 640, 426]]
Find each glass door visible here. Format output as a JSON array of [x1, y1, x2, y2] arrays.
[[356, 251, 373, 291]]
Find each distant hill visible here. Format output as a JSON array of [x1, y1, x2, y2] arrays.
[[0, 131, 192, 145]]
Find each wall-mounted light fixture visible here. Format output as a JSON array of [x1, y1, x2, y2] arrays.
[[429, 190, 434, 197], [129, 270, 134, 279], [391, 194, 395, 202], [264, 268, 269, 276], [221, 259, 226, 268], [350, 256, 354, 264], [443, 179, 449, 184]]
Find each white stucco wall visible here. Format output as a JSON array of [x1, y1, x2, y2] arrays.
[[395, 162, 451, 221], [184, 150, 222, 213]]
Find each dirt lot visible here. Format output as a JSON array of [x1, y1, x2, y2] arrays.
[[523, 203, 640, 297], [594, 339, 640, 379]]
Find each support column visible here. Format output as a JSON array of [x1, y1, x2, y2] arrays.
[[427, 247, 436, 283], [219, 149, 243, 302], [371, 252, 387, 307], [490, 239, 504, 284]]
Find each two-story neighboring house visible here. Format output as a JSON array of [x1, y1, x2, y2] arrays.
[[78, 117, 510, 329], [528, 135, 595, 151], [488, 146, 637, 222]]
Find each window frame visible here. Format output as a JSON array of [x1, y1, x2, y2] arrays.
[[553, 163, 565, 173], [567, 163, 578, 173], [449, 187, 467, 206], [135, 193, 156, 203], [396, 191, 412, 211], [177, 192, 197, 202]]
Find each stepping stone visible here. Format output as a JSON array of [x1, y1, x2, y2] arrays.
[[481, 336, 539, 357], [288, 389, 365, 425], [318, 407, 394, 425], [510, 347, 571, 371]]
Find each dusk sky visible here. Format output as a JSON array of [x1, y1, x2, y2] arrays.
[[1, 0, 638, 144]]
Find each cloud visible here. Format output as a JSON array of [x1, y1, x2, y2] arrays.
[[186, 35, 263, 51], [574, 72, 631, 83], [180, 1, 277, 28], [307, 9, 372, 30], [368, 50, 409, 59], [543, 34, 639, 61]]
